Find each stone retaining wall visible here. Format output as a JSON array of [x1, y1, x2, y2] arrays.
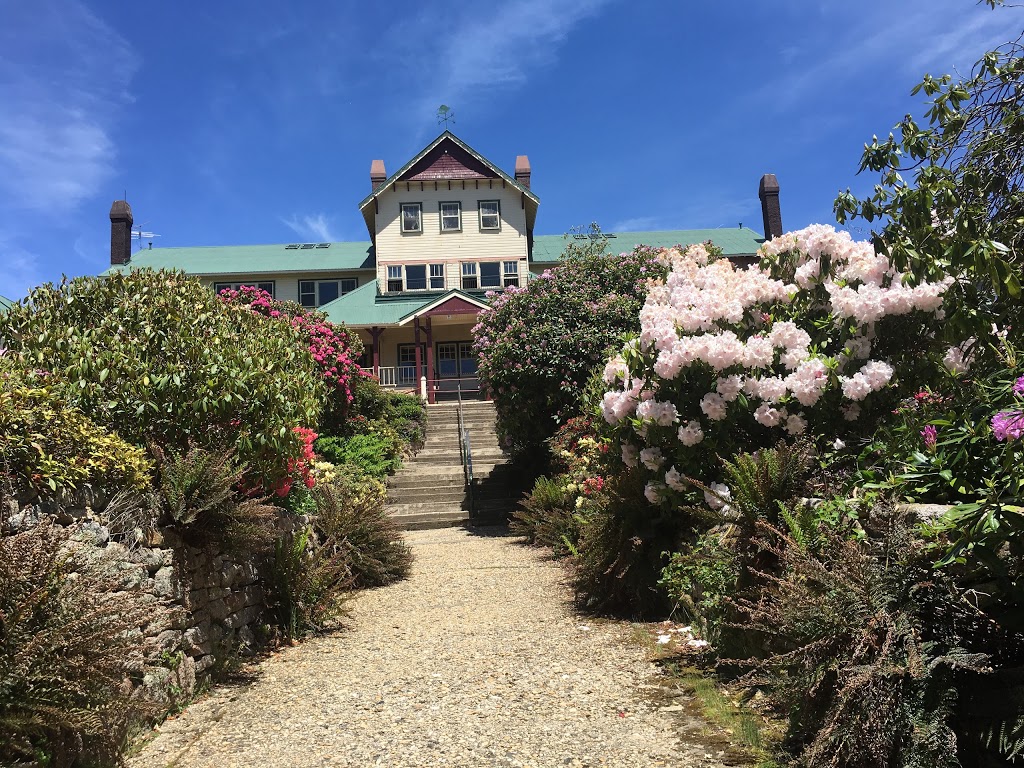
[[4, 484, 290, 706]]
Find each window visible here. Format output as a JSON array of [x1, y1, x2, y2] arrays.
[[213, 281, 275, 298], [480, 262, 501, 288], [397, 344, 424, 385], [298, 278, 358, 308], [430, 263, 446, 289], [401, 203, 422, 233], [439, 202, 461, 232], [479, 200, 500, 231], [502, 261, 520, 288], [405, 264, 427, 291], [387, 265, 403, 292], [461, 262, 478, 290]]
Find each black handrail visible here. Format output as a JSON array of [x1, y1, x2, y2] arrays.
[[457, 384, 475, 516]]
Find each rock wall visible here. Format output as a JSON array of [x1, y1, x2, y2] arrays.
[[5, 484, 285, 706]]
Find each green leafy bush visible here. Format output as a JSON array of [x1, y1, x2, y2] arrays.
[[474, 237, 670, 462], [0, 521, 165, 766], [730, 508, 1014, 768], [0, 270, 324, 485], [268, 527, 351, 639], [659, 530, 739, 644], [154, 445, 280, 554], [314, 433, 402, 478], [311, 467, 412, 589], [0, 365, 152, 493], [342, 376, 427, 448], [512, 475, 580, 554]]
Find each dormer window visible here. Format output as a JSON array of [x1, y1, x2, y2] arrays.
[[440, 202, 461, 232], [479, 200, 500, 231], [401, 203, 422, 233]]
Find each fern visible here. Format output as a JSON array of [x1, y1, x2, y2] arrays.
[[721, 440, 814, 528]]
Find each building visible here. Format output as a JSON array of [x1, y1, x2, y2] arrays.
[[0, 295, 12, 314], [105, 132, 782, 403]]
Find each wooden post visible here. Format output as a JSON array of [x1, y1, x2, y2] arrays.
[[370, 326, 382, 377], [425, 316, 435, 404], [413, 318, 422, 398]]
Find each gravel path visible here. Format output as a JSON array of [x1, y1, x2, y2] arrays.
[[129, 527, 735, 768]]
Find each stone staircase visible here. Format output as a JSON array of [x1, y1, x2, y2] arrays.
[[385, 400, 518, 530]]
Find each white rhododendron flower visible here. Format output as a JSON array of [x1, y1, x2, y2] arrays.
[[677, 421, 704, 446]]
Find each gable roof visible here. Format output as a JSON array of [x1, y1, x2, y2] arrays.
[[359, 131, 539, 239], [0, 294, 13, 314], [530, 227, 765, 263], [102, 241, 376, 276], [318, 282, 491, 328]]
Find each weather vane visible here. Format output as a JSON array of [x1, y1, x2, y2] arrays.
[[436, 105, 455, 128]]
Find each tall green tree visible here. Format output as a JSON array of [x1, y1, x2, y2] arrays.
[[835, 14, 1023, 338]]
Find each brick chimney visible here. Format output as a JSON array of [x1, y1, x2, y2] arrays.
[[515, 155, 531, 190], [370, 159, 386, 191], [758, 174, 782, 240], [109, 200, 133, 265]]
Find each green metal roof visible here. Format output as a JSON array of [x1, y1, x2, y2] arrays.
[[103, 241, 375, 276], [320, 281, 434, 327], [0, 295, 13, 314], [530, 227, 765, 263]]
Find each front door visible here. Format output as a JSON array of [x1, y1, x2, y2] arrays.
[[435, 341, 479, 396]]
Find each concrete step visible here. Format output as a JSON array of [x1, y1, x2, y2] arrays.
[[387, 487, 466, 504], [388, 509, 471, 531]]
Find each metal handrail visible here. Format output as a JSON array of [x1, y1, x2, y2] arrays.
[[457, 384, 475, 516]]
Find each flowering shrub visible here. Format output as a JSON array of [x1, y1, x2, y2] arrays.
[[473, 242, 670, 460], [275, 426, 318, 496], [599, 225, 955, 505], [0, 271, 323, 485], [218, 286, 364, 423]]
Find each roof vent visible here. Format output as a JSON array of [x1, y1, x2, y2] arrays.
[[300, 243, 316, 249], [315, 243, 331, 248], [285, 244, 300, 249]]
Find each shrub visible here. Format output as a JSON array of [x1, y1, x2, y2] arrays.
[[0, 270, 324, 485], [217, 286, 364, 431], [512, 475, 579, 554], [659, 529, 739, 644], [473, 238, 670, 461], [342, 376, 427, 449], [154, 445, 280, 555], [599, 227, 955, 510], [0, 364, 152, 494], [311, 468, 412, 589], [268, 527, 351, 639], [0, 521, 165, 766], [730, 508, 1009, 768], [314, 433, 402, 478]]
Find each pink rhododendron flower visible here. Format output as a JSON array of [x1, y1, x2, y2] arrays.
[[921, 425, 937, 449], [992, 411, 1024, 442]]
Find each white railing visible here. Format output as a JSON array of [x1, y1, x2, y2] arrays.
[[364, 366, 423, 389]]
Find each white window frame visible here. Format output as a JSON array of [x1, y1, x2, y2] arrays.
[[400, 202, 422, 234], [386, 265, 403, 292], [213, 281, 275, 298], [479, 261, 501, 289], [439, 201, 461, 233], [478, 200, 501, 231], [502, 261, 520, 288], [429, 263, 446, 290], [461, 262, 478, 290], [298, 278, 358, 308]]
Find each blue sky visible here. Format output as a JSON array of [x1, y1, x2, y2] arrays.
[[0, 0, 1018, 299]]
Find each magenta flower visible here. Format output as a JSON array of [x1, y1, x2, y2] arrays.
[[921, 425, 938, 449], [991, 410, 1024, 442], [1014, 376, 1024, 395]]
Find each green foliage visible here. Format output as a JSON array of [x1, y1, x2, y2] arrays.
[[659, 530, 739, 643], [0, 270, 324, 484], [268, 527, 350, 639], [154, 445, 280, 554], [0, 364, 152, 494], [311, 468, 412, 589], [721, 440, 815, 530], [731, 508, 1004, 768], [314, 433, 402, 478], [0, 521, 165, 767], [835, 29, 1024, 338], [512, 475, 584, 557], [474, 236, 672, 461]]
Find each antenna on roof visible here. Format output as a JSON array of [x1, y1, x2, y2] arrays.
[[132, 223, 161, 252], [436, 105, 455, 129]]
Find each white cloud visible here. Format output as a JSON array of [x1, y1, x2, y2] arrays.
[[0, 234, 44, 301], [0, 1, 139, 214], [610, 216, 659, 232], [382, 0, 614, 127], [281, 213, 337, 242]]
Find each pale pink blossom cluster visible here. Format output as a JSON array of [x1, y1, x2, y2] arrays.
[[601, 226, 954, 504]]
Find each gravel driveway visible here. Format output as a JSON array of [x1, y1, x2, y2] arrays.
[[129, 527, 734, 768]]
